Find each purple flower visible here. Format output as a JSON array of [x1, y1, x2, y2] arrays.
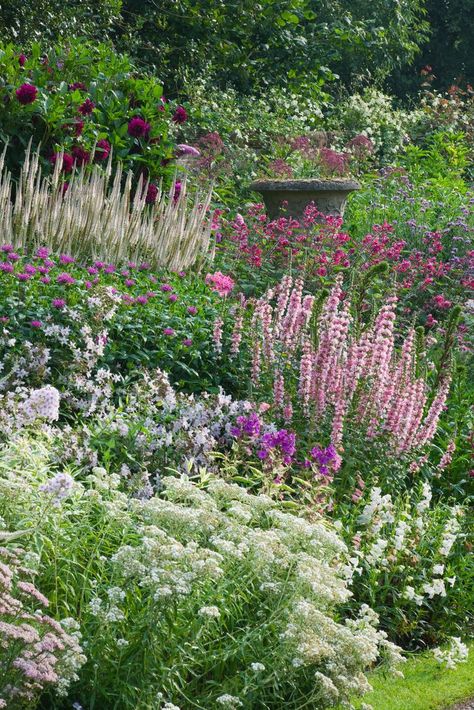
[[172, 106, 188, 124], [57, 272, 76, 285], [1, 244, 13, 252], [60, 254, 75, 265], [136, 295, 148, 305], [169, 294, 178, 303], [88, 267, 98, 275], [16, 83, 38, 105], [128, 117, 151, 138], [145, 183, 158, 205], [24, 264, 37, 275], [187, 306, 198, 315], [125, 278, 135, 287], [161, 284, 172, 292], [18, 54, 27, 67], [233, 413, 262, 438], [78, 98, 95, 115], [310, 444, 337, 475], [94, 261, 105, 269], [30, 320, 42, 328], [182, 338, 193, 347], [36, 247, 49, 259], [17, 273, 31, 281], [52, 298, 66, 309], [41, 276, 51, 284], [163, 327, 175, 336], [7, 252, 20, 262], [0, 262, 14, 273], [85, 281, 92, 289]]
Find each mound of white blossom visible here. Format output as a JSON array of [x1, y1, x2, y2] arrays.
[[0, 438, 403, 709]]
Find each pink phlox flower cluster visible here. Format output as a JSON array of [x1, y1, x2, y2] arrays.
[[205, 271, 235, 297]]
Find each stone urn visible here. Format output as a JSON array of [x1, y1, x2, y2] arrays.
[[250, 178, 360, 221]]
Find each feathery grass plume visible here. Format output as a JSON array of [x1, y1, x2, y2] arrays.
[[0, 143, 214, 271]]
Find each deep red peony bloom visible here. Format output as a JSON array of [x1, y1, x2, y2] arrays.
[[50, 152, 74, 174], [172, 106, 187, 124], [128, 116, 151, 138], [78, 98, 95, 115], [145, 183, 158, 204], [71, 146, 90, 166], [16, 83, 38, 105], [95, 139, 111, 161]]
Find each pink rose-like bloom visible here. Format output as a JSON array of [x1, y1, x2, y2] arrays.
[[187, 306, 198, 315], [19, 54, 27, 66], [31, 320, 42, 328], [205, 271, 235, 297], [145, 183, 158, 205], [128, 117, 151, 138], [172, 106, 187, 124], [16, 83, 38, 104], [95, 139, 111, 161], [78, 98, 95, 115], [50, 152, 74, 174], [163, 327, 175, 336], [52, 298, 66, 309]]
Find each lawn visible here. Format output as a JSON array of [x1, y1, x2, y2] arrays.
[[352, 644, 474, 710]]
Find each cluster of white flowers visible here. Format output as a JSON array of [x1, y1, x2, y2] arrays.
[[23, 385, 60, 422], [330, 88, 423, 157], [349, 482, 464, 614], [433, 637, 469, 669]]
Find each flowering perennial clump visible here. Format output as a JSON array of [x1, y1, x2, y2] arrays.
[[239, 275, 451, 460], [0, 545, 85, 706]]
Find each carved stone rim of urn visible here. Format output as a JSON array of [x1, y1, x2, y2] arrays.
[[250, 178, 360, 221]]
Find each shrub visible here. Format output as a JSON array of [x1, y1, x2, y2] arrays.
[[0, 437, 403, 708], [0, 40, 182, 182]]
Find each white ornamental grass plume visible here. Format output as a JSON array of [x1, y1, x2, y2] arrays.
[[0, 144, 214, 271]]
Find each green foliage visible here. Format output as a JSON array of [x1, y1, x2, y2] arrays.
[[115, 0, 428, 96], [351, 642, 474, 710], [0, 39, 177, 181], [0, 0, 121, 45]]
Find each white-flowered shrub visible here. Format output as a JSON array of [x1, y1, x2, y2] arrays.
[[0, 437, 402, 709], [341, 481, 470, 648]]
